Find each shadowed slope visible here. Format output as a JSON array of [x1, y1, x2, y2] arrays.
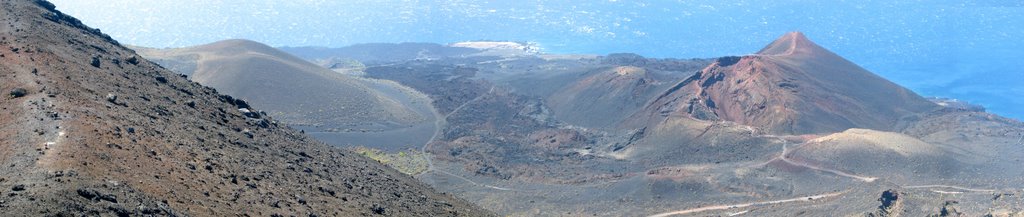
[[548, 66, 661, 128]]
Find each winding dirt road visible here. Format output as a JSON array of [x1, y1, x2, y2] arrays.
[[778, 142, 878, 182], [761, 136, 1003, 192], [420, 86, 495, 172], [646, 191, 845, 217], [759, 137, 878, 182], [904, 185, 995, 193], [417, 86, 514, 191]]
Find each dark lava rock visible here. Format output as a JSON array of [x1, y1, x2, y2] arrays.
[[234, 98, 250, 109], [239, 108, 261, 119], [874, 189, 903, 217], [125, 56, 139, 65], [77, 188, 117, 203], [90, 56, 101, 67], [715, 56, 743, 67], [76, 188, 98, 200], [98, 193, 117, 203], [11, 184, 25, 191], [9, 88, 27, 98], [371, 203, 387, 215], [933, 201, 964, 217], [33, 0, 57, 10], [879, 189, 898, 208], [105, 93, 117, 103]]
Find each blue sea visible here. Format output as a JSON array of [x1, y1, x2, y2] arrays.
[[51, 0, 1023, 120]]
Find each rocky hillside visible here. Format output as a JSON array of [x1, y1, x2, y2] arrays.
[[0, 0, 491, 216]]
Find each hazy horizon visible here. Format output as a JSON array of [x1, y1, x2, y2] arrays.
[[50, 0, 1023, 119]]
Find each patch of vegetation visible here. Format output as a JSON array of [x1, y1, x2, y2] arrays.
[[350, 146, 429, 175]]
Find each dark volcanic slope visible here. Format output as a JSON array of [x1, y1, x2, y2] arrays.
[[134, 39, 422, 129], [639, 32, 939, 134], [0, 0, 489, 216], [547, 66, 661, 128]]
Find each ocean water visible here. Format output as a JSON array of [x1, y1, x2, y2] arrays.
[[51, 0, 1023, 120]]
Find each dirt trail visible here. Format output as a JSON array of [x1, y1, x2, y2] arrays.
[[760, 136, 1003, 193], [758, 136, 878, 182], [420, 85, 496, 172], [727, 210, 749, 216], [904, 185, 995, 193], [778, 142, 878, 182], [417, 86, 514, 191], [435, 170, 515, 191], [756, 135, 998, 199], [646, 191, 845, 217], [419, 100, 444, 171]]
